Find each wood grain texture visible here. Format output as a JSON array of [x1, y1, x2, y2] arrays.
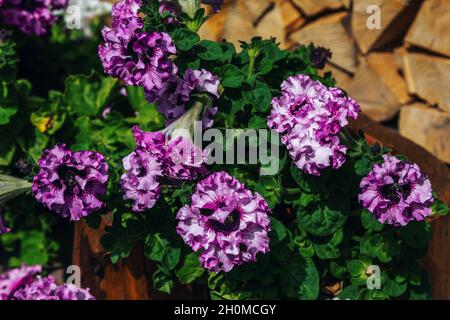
[[402, 52, 450, 113], [72, 214, 208, 300], [351, 0, 419, 54], [347, 49, 414, 123], [399, 103, 450, 164], [291, 0, 343, 17], [405, 0, 450, 57], [290, 12, 358, 73]]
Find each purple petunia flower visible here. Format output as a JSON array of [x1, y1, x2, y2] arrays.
[[1, 0, 68, 36], [268, 74, 360, 175], [121, 148, 162, 212], [0, 265, 41, 300], [359, 155, 434, 226], [176, 171, 271, 272], [32, 144, 109, 221], [98, 0, 177, 91], [121, 125, 206, 212], [99, 27, 177, 91], [12, 276, 94, 300], [0, 211, 10, 234], [0, 265, 94, 300], [111, 0, 141, 25], [145, 69, 220, 127]]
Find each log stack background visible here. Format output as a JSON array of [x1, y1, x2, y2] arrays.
[[199, 0, 450, 165]]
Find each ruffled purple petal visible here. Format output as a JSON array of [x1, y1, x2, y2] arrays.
[[176, 171, 271, 273]]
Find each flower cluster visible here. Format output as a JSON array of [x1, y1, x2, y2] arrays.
[[268, 74, 360, 175], [121, 125, 206, 212], [98, 0, 177, 91], [359, 155, 434, 226], [176, 171, 271, 272], [1, 0, 68, 36], [0, 265, 94, 300], [145, 68, 220, 127], [32, 144, 109, 221]]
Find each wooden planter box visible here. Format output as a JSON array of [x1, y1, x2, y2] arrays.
[[73, 114, 450, 300]]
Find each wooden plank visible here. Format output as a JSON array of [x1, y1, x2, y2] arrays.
[[399, 103, 450, 164], [221, 0, 256, 49], [245, 0, 275, 23], [348, 53, 409, 122], [366, 52, 410, 104], [72, 215, 152, 300], [405, 0, 450, 57], [291, 0, 343, 17], [352, 0, 420, 54], [279, 0, 305, 35], [198, 5, 228, 41], [255, 1, 288, 49], [72, 215, 206, 300], [321, 63, 353, 92], [402, 52, 450, 113], [289, 12, 359, 73]]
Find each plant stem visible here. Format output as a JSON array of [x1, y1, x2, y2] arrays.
[[285, 187, 302, 195], [247, 56, 256, 80]]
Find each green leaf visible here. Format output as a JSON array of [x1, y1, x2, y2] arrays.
[[400, 221, 431, 248], [360, 232, 401, 263], [248, 115, 267, 129], [100, 231, 133, 264], [65, 72, 117, 116], [312, 229, 343, 260], [243, 82, 272, 112], [297, 195, 348, 237], [217, 65, 245, 88], [269, 217, 287, 246], [354, 155, 372, 176], [346, 260, 367, 277], [0, 133, 15, 166], [144, 233, 181, 270], [171, 29, 200, 51], [361, 210, 383, 231], [153, 269, 174, 294], [0, 107, 17, 125], [175, 252, 205, 284], [197, 40, 223, 61], [281, 256, 319, 300], [385, 277, 407, 298], [330, 261, 347, 279]]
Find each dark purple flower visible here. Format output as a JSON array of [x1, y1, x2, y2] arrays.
[[1, 0, 68, 36], [359, 155, 434, 226], [145, 69, 220, 127], [0, 265, 41, 300], [176, 171, 271, 272], [202, 0, 223, 12], [310, 46, 332, 69], [121, 125, 206, 212], [159, 0, 179, 24], [99, 0, 177, 91], [268, 74, 360, 175], [0, 211, 10, 234], [99, 25, 177, 91], [32, 144, 109, 221]]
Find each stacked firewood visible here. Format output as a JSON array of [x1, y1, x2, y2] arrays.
[[198, 0, 450, 164]]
